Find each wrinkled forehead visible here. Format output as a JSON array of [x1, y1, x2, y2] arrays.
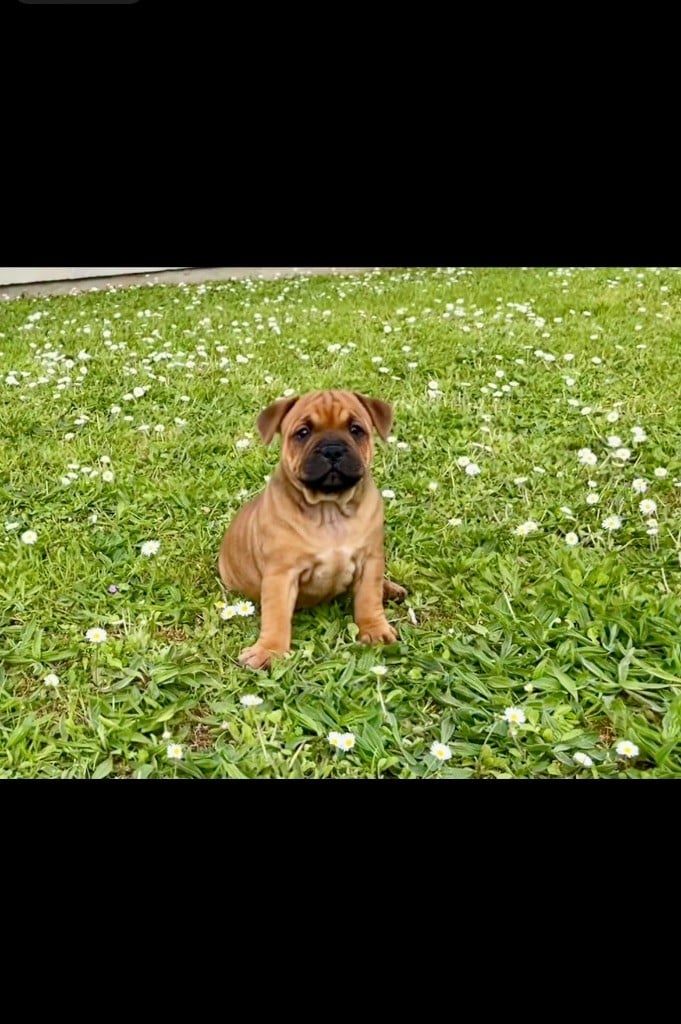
[[285, 391, 367, 431]]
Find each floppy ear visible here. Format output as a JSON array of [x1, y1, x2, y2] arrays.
[[353, 393, 393, 441], [256, 396, 299, 445]]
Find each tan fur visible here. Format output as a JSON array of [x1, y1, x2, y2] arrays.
[[218, 390, 406, 670]]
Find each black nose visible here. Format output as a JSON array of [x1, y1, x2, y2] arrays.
[[320, 443, 347, 463]]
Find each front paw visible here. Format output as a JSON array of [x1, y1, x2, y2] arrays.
[[357, 618, 398, 645], [238, 643, 279, 671]]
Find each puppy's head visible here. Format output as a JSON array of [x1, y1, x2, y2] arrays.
[[257, 390, 393, 497]]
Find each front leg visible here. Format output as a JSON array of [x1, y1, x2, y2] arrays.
[[354, 553, 398, 645], [238, 571, 299, 671]]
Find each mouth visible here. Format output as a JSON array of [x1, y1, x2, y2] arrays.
[[301, 466, 363, 494]]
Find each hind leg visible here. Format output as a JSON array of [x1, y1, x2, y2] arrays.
[[382, 578, 407, 604]]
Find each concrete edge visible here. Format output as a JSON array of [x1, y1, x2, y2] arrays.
[[0, 267, 388, 301]]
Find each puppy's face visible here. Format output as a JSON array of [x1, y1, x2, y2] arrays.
[[257, 390, 393, 497]]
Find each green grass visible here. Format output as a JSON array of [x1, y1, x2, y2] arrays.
[[2, 266, 681, 778]]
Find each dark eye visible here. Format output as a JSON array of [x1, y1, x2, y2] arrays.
[[294, 426, 311, 440], [349, 423, 365, 438]]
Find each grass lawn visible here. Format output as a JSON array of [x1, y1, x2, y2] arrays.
[[2, 266, 681, 779]]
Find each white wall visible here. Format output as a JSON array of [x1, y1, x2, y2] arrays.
[[0, 268, 186, 285]]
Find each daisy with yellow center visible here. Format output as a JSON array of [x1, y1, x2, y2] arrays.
[[328, 731, 355, 751], [167, 744, 184, 760], [615, 740, 639, 759], [429, 742, 452, 761], [85, 627, 107, 643], [234, 600, 256, 617], [503, 707, 526, 725]]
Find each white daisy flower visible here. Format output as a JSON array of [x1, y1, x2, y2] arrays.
[[220, 605, 238, 620], [465, 462, 481, 476], [328, 731, 343, 748], [514, 477, 529, 486], [606, 411, 620, 423], [602, 515, 622, 531], [564, 353, 575, 361], [44, 673, 60, 688], [503, 707, 526, 725], [371, 665, 388, 677], [381, 489, 396, 500], [523, 683, 534, 693], [654, 467, 668, 478], [639, 499, 657, 516], [580, 407, 593, 416], [565, 532, 580, 546], [428, 482, 439, 492], [573, 751, 594, 768], [167, 743, 184, 760], [102, 470, 115, 483], [429, 742, 452, 761], [21, 530, 38, 545], [140, 540, 160, 556], [606, 436, 623, 448], [162, 730, 172, 740], [240, 694, 263, 707], [513, 520, 539, 537], [586, 493, 600, 505], [456, 456, 471, 468], [339, 733, 356, 750], [614, 448, 632, 462], [234, 601, 255, 617], [85, 627, 107, 643], [632, 478, 648, 494], [132, 386, 146, 398], [615, 740, 639, 759]]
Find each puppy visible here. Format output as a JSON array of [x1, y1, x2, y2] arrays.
[[218, 390, 406, 669]]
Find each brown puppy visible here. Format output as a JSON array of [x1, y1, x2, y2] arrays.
[[218, 390, 406, 670]]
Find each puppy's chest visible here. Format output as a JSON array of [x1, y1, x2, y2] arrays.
[[299, 541, 364, 598]]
